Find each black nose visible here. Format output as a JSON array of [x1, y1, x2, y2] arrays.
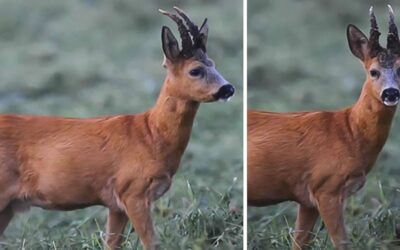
[[381, 88, 400, 103], [214, 84, 235, 100]]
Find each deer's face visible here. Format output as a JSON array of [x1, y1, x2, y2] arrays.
[[366, 55, 400, 106], [347, 6, 400, 107], [160, 7, 234, 103], [167, 50, 234, 102]]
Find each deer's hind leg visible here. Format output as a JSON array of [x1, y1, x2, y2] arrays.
[[0, 205, 13, 235], [0, 189, 18, 236], [0, 170, 22, 236]]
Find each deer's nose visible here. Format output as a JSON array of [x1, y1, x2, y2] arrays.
[[214, 84, 235, 101], [381, 88, 400, 106]]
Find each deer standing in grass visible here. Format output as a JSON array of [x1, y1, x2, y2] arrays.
[[248, 6, 400, 250], [0, 7, 234, 250]]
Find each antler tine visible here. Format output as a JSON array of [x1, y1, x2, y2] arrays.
[[199, 18, 208, 30], [159, 9, 193, 57], [369, 6, 379, 30], [387, 4, 400, 52], [369, 6, 383, 57], [388, 4, 398, 36], [173, 6, 200, 38]]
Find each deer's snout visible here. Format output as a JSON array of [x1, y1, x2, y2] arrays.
[[213, 84, 235, 101], [381, 88, 400, 106]]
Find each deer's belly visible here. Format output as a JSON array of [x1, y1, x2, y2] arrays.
[[18, 191, 101, 211], [17, 176, 104, 211]]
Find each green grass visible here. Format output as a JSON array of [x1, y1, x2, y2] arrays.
[[0, 0, 243, 249], [248, 0, 400, 249]]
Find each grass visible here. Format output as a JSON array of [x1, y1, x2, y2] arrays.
[[0, 0, 243, 249], [248, 0, 400, 249]]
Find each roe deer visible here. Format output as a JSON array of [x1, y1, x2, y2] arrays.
[[0, 7, 235, 250], [248, 5, 399, 250]]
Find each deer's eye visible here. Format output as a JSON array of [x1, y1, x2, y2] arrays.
[[370, 69, 380, 78], [189, 67, 205, 78]]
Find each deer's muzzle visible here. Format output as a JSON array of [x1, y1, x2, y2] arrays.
[[381, 87, 400, 106], [213, 84, 235, 101]]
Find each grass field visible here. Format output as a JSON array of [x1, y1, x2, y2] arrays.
[[0, 0, 243, 249], [248, 0, 400, 249]]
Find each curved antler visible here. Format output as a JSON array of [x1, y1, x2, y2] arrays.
[[369, 6, 383, 57], [173, 6, 200, 38], [173, 6, 208, 52], [387, 4, 400, 52], [159, 9, 193, 57]]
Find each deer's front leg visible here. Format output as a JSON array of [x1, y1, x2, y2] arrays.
[[119, 174, 170, 250], [105, 210, 128, 250], [124, 197, 157, 250], [317, 193, 348, 250], [292, 204, 319, 250]]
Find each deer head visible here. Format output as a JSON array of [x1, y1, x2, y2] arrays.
[[347, 5, 400, 106], [159, 7, 235, 102]]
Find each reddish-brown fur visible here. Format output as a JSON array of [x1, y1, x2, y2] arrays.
[[248, 16, 399, 250], [0, 24, 233, 250]]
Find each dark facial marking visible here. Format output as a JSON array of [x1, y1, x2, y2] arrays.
[[193, 49, 213, 66], [377, 50, 396, 68], [191, 48, 224, 85]]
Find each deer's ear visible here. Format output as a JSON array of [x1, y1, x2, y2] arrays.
[[347, 24, 369, 60], [161, 26, 180, 62]]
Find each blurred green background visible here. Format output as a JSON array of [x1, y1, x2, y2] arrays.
[[248, 0, 400, 249], [0, 0, 243, 249]]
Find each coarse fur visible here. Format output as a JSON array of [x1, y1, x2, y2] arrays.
[[0, 8, 234, 250], [248, 7, 400, 250]]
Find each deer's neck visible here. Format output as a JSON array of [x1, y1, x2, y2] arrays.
[[349, 82, 396, 155], [148, 78, 199, 159]]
